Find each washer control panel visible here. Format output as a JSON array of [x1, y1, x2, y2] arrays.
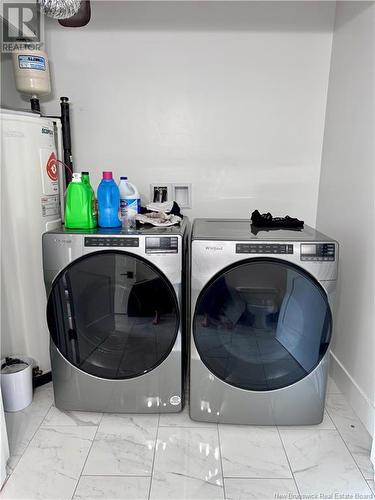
[[236, 243, 294, 254], [146, 237, 178, 254], [84, 237, 139, 248], [300, 243, 335, 261]]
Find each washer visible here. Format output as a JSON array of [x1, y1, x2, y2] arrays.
[[43, 220, 189, 413], [190, 219, 338, 425]]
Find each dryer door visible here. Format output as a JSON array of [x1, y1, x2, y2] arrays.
[[193, 258, 331, 391], [47, 251, 179, 379]]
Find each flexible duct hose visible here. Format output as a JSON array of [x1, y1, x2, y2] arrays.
[[40, 0, 81, 19]]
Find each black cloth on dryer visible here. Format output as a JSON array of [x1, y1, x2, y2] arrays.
[[251, 210, 304, 229]]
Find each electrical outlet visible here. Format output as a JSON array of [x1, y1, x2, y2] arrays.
[[150, 183, 172, 203], [149, 183, 192, 208]]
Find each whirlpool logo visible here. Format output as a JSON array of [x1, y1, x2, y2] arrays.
[[205, 246, 223, 251], [53, 238, 72, 245]]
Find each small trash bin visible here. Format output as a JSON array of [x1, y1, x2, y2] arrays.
[[1, 356, 33, 412]]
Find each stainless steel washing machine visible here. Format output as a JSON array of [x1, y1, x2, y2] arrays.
[[43, 220, 189, 413], [190, 219, 338, 425]]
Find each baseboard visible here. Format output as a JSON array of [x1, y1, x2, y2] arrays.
[[329, 350, 374, 437]]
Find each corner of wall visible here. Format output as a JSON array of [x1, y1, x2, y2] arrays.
[[317, 1, 375, 437], [315, 1, 337, 228]]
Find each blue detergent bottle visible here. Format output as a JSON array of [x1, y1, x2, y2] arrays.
[[97, 171, 122, 228]]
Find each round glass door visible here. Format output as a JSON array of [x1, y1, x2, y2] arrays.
[[47, 251, 179, 379], [193, 258, 331, 391]]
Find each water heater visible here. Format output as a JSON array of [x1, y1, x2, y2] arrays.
[[1, 109, 62, 373]]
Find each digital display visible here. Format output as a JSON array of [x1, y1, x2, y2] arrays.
[[145, 237, 178, 253], [146, 237, 160, 248], [301, 244, 317, 255], [300, 243, 335, 261]]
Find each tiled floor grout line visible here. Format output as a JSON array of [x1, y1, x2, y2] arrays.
[[81, 474, 152, 477], [330, 389, 368, 418], [159, 425, 217, 428], [367, 480, 375, 495], [327, 384, 374, 473], [69, 413, 104, 500], [326, 391, 374, 478], [223, 475, 304, 480], [216, 424, 227, 500], [276, 426, 302, 499], [6, 384, 374, 498], [6, 385, 54, 479], [147, 413, 160, 500], [2, 471, 13, 490], [325, 406, 373, 484]]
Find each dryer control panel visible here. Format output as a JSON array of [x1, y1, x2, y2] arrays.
[[84, 237, 139, 247], [236, 243, 294, 254], [300, 243, 335, 261]]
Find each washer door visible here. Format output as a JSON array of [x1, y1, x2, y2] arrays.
[[47, 251, 179, 379], [193, 258, 331, 391]]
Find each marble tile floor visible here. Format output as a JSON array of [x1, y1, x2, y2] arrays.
[[1, 379, 373, 500]]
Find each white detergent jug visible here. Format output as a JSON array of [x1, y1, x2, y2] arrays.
[[118, 177, 140, 229]]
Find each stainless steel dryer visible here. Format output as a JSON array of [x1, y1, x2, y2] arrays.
[[190, 219, 338, 425], [43, 220, 189, 413]]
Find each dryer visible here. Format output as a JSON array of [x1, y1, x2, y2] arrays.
[[190, 219, 338, 425], [43, 220, 189, 413]]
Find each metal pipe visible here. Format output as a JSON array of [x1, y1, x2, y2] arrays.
[[30, 97, 40, 113], [60, 96, 73, 185]]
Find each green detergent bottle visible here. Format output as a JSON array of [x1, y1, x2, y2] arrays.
[[81, 171, 97, 227], [65, 172, 95, 229]]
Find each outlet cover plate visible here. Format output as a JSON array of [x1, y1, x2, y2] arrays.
[[172, 183, 192, 209]]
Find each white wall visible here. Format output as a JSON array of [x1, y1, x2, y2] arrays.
[[316, 1, 375, 435], [2, 1, 335, 224]]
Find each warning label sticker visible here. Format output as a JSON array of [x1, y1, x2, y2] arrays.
[[46, 152, 58, 181], [41, 195, 59, 218], [40, 148, 59, 195]]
